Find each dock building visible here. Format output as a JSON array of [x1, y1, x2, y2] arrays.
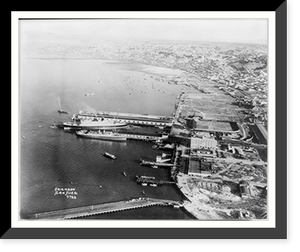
[[176, 140, 215, 176], [189, 137, 217, 159], [190, 137, 217, 150]]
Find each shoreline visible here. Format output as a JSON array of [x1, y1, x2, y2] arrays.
[[175, 173, 220, 220], [176, 172, 239, 220], [175, 172, 266, 220]]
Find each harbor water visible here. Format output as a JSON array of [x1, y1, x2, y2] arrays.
[[20, 57, 195, 219]]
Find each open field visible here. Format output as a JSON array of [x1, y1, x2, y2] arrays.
[[194, 120, 234, 132], [177, 91, 241, 122]]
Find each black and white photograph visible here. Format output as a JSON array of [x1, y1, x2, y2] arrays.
[[18, 16, 270, 222]]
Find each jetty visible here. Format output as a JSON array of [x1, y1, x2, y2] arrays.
[[28, 198, 182, 220], [136, 176, 176, 187], [118, 133, 164, 142], [139, 159, 174, 168]]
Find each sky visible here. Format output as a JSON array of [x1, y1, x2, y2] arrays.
[[20, 19, 268, 44]]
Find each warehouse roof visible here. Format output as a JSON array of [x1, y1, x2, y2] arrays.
[[190, 137, 217, 150]]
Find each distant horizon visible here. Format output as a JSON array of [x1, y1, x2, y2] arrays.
[[20, 19, 268, 45]]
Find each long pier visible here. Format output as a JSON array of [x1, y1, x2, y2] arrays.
[[28, 198, 182, 220], [118, 133, 164, 142], [136, 176, 176, 186], [140, 159, 175, 167], [77, 111, 173, 127]]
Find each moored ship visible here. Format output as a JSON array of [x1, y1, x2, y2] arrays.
[[76, 130, 127, 141], [63, 115, 127, 130]]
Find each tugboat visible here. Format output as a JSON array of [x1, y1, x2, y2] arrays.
[[103, 152, 116, 160], [58, 109, 69, 114]]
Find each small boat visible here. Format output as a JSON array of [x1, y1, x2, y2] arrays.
[[85, 93, 95, 97], [142, 190, 146, 195], [150, 183, 158, 187], [58, 109, 69, 114], [122, 171, 127, 177], [103, 152, 116, 160], [141, 182, 148, 186]]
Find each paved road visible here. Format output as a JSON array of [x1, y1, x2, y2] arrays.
[[215, 157, 266, 165]]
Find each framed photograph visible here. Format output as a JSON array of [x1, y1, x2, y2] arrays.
[[6, 5, 286, 239]]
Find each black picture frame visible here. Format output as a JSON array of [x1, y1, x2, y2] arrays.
[[0, 4, 288, 240]]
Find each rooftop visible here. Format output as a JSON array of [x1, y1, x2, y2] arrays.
[[191, 137, 217, 150]]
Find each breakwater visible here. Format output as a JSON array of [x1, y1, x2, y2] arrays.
[[29, 198, 183, 220]]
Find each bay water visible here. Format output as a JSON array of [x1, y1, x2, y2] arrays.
[[20, 57, 195, 220]]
